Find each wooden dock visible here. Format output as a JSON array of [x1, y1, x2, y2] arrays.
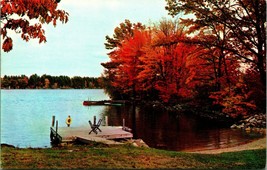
[[50, 126, 133, 145]]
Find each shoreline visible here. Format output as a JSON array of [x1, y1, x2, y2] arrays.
[[186, 136, 266, 154], [2, 136, 266, 153]]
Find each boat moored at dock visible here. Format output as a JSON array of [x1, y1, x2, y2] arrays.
[[83, 100, 129, 106]]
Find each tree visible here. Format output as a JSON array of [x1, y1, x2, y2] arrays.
[[1, 0, 69, 52], [103, 19, 214, 103], [165, 0, 266, 86], [71, 76, 84, 89], [104, 19, 145, 50], [17, 75, 28, 89], [102, 20, 146, 99], [114, 29, 151, 99], [28, 73, 41, 88], [209, 78, 257, 118], [140, 19, 200, 102]]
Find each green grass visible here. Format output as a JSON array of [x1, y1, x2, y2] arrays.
[[1, 144, 266, 169]]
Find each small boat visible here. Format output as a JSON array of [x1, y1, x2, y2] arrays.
[[83, 100, 129, 106], [104, 102, 123, 106], [83, 101, 104, 106]]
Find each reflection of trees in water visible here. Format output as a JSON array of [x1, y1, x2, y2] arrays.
[[101, 105, 136, 128], [99, 105, 263, 151]]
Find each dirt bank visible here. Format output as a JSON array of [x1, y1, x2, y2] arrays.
[[187, 137, 266, 154]]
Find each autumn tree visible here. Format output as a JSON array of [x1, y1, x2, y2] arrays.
[[143, 19, 186, 102], [165, 0, 266, 87], [103, 19, 214, 103], [104, 19, 145, 50], [140, 19, 208, 102], [165, 0, 266, 116], [103, 29, 150, 100], [1, 0, 69, 52], [115, 29, 151, 99], [102, 20, 146, 99], [102, 15, 263, 118]]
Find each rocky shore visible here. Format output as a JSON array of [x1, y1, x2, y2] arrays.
[[230, 113, 266, 134]]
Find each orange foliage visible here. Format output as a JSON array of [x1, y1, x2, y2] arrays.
[[103, 18, 264, 116], [109, 29, 151, 95], [1, 0, 69, 52], [209, 79, 257, 118]]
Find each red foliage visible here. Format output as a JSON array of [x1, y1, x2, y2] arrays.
[[1, 0, 69, 52], [209, 78, 257, 118], [103, 18, 265, 116], [108, 29, 151, 95]]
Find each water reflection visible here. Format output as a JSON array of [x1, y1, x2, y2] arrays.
[[101, 105, 263, 151], [1, 89, 263, 150]]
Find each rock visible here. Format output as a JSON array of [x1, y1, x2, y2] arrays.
[[230, 124, 237, 129], [139, 139, 149, 148], [134, 139, 149, 148], [132, 142, 138, 147], [255, 128, 260, 132], [257, 120, 262, 124], [249, 118, 256, 123], [237, 124, 244, 129], [230, 113, 266, 132], [245, 127, 251, 132], [127, 139, 149, 148]]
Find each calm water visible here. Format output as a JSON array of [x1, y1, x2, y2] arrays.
[[1, 89, 262, 151]]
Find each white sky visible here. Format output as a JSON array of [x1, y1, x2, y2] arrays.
[[1, 0, 173, 77]]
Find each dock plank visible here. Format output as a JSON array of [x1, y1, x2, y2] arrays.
[[51, 126, 133, 145]]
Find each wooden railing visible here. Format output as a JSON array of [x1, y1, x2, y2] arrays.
[[50, 119, 62, 143]]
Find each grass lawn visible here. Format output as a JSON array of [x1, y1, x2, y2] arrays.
[[1, 143, 266, 169]]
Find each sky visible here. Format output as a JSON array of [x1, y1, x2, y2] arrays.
[[1, 0, 174, 77]]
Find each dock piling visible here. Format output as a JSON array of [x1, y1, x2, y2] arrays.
[[50, 120, 63, 144], [52, 115, 55, 127], [105, 116, 108, 126], [123, 118, 125, 129], [56, 120, 58, 134]]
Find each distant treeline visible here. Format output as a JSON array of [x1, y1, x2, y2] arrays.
[[1, 74, 104, 89]]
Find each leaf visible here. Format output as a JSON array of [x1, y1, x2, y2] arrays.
[[1, 0, 68, 52], [2, 37, 13, 52]]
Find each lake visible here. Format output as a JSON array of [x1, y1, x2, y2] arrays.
[[1, 89, 262, 151]]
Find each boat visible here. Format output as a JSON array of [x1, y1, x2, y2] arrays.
[[83, 100, 129, 106], [83, 101, 104, 106]]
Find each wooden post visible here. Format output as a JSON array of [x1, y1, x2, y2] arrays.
[[93, 116, 96, 125], [105, 116, 108, 126], [56, 120, 58, 135], [52, 115, 55, 127], [123, 118, 125, 129]]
